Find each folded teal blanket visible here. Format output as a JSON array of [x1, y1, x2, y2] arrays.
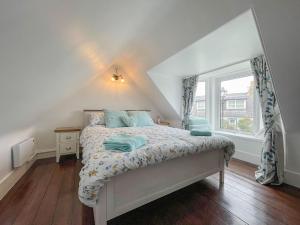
[[190, 129, 212, 136], [103, 134, 147, 152]]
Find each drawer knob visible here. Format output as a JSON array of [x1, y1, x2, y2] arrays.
[[66, 136, 72, 140], [65, 147, 72, 151]]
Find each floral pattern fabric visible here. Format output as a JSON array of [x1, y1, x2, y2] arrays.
[[78, 125, 235, 207], [251, 55, 284, 185], [182, 75, 198, 129], [88, 112, 105, 126]]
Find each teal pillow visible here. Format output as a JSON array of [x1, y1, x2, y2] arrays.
[[127, 111, 154, 127], [188, 117, 211, 131], [104, 110, 128, 128], [189, 116, 208, 125], [190, 129, 212, 136], [121, 115, 137, 127]]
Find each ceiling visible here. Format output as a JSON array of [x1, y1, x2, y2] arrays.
[[148, 10, 263, 78], [147, 10, 264, 116], [1, 0, 300, 132]]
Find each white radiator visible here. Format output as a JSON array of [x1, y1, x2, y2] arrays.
[[12, 138, 35, 168]]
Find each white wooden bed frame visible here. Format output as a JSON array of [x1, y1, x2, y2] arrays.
[[82, 110, 225, 225]]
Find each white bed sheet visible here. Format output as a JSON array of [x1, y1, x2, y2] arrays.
[[79, 125, 235, 206]]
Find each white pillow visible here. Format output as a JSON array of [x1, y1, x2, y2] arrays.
[[89, 112, 105, 126]]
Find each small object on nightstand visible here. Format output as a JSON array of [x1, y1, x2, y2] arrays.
[[54, 127, 81, 163], [156, 116, 161, 124], [158, 121, 170, 126]]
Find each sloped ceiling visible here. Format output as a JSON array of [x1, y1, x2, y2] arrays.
[[148, 10, 264, 116], [148, 10, 263, 78], [0, 0, 256, 134], [1, 1, 300, 173]]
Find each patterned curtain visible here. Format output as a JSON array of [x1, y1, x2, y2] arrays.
[[250, 55, 284, 185], [182, 75, 198, 129]]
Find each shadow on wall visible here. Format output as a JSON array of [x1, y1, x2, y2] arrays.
[[112, 53, 180, 120], [33, 65, 161, 151]]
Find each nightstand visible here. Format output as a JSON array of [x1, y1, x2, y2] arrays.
[[54, 127, 81, 163]]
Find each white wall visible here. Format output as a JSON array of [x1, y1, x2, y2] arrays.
[[148, 1, 300, 186], [148, 10, 263, 77], [33, 67, 162, 151], [148, 10, 263, 119], [0, 0, 169, 182], [1, 0, 300, 187], [149, 73, 182, 116], [148, 11, 265, 166], [0, 65, 162, 181], [215, 132, 262, 165], [251, 1, 300, 183]]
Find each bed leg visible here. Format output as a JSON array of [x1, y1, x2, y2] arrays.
[[93, 185, 107, 225], [93, 215, 107, 225], [219, 170, 224, 186]]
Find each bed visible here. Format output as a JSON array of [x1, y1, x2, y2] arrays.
[[79, 110, 235, 225]]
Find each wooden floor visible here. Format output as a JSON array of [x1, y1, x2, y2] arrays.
[[1, 157, 300, 225]]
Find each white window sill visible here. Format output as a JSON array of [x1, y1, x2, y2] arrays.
[[214, 130, 264, 142]]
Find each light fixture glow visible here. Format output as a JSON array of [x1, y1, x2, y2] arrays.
[[111, 65, 125, 82]]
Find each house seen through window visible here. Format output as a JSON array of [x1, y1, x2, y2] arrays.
[[220, 76, 255, 134], [191, 62, 262, 136]]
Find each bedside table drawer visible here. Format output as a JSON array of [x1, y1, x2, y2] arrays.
[[59, 142, 76, 154], [55, 127, 81, 163], [60, 132, 77, 142]]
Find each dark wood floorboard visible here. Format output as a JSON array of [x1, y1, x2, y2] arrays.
[[0, 157, 300, 225]]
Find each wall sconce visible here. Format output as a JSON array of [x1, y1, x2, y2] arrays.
[[111, 65, 125, 82]]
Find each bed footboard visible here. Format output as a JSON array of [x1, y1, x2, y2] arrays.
[[93, 149, 225, 225]]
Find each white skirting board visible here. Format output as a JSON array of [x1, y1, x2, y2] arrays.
[[36, 149, 56, 159], [0, 149, 56, 200], [233, 152, 300, 188], [284, 169, 300, 189], [233, 150, 260, 165], [0, 158, 35, 200], [214, 131, 263, 166]]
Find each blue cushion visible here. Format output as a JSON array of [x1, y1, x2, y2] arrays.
[[189, 116, 208, 125], [188, 117, 211, 131], [127, 111, 154, 127], [189, 124, 211, 130], [190, 129, 212, 136], [121, 115, 137, 127], [104, 110, 128, 128]]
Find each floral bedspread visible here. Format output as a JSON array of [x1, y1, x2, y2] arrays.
[[79, 125, 235, 207]]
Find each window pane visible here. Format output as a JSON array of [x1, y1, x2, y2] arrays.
[[220, 76, 254, 133], [192, 81, 206, 118], [226, 100, 236, 109], [236, 100, 246, 109]]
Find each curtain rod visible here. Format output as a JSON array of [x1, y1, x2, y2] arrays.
[[183, 55, 261, 79]]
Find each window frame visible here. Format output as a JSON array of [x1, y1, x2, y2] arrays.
[[196, 101, 205, 110], [191, 79, 209, 119], [215, 72, 261, 136], [188, 61, 264, 138]]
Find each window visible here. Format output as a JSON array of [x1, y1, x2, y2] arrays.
[[219, 75, 256, 134], [189, 61, 263, 137], [236, 100, 246, 109], [191, 81, 206, 118], [226, 99, 246, 110], [197, 101, 205, 110]]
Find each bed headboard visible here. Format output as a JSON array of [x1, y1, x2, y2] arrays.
[[83, 109, 152, 127]]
